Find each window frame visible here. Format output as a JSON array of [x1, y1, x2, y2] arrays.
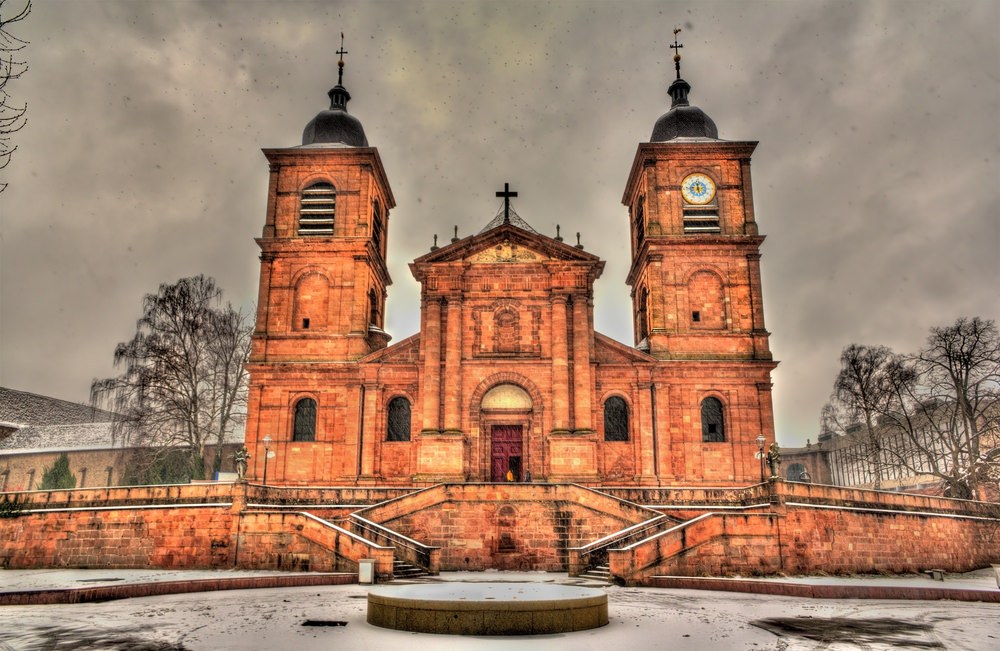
[[603, 395, 630, 442], [386, 396, 412, 442], [700, 396, 726, 443], [292, 397, 317, 442]]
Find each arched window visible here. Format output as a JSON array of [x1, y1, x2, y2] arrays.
[[634, 196, 645, 249], [786, 463, 807, 482], [637, 286, 649, 342], [701, 397, 725, 442], [604, 396, 629, 441], [299, 183, 336, 235], [293, 398, 317, 442], [387, 397, 411, 442], [372, 199, 384, 256], [368, 288, 380, 328]]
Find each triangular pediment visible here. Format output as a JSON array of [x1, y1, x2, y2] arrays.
[[360, 333, 420, 364], [594, 332, 656, 364], [413, 223, 601, 265]]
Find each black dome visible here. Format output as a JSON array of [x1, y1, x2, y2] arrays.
[[651, 105, 718, 141], [650, 77, 718, 142], [301, 85, 369, 147]]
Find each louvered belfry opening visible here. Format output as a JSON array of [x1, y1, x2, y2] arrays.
[[299, 182, 336, 235]]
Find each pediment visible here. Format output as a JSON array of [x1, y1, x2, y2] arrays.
[[413, 223, 600, 265], [594, 332, 655, 364], [466, 238, 549, 264], [360, 333, 420, 364]]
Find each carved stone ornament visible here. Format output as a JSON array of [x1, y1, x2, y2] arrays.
[[468, 239, 544, 263]]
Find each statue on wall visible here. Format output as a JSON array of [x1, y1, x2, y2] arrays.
[[234, 447, 250, 480], [766, 443, 781, 479]]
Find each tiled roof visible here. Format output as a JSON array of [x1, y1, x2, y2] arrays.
[[0, 388, 244, 453], [0, 387, 115, 427], [0, 421, 245, 454], [477, 202, 540, 235], [0, 422, 119, 453]]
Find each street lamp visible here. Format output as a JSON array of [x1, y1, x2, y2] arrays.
[[755, 434, 766, 483], [262, 435, 273, 486]]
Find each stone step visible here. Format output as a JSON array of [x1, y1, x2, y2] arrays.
[[392, 560, 427, 579], [580, 565, 611, 581]]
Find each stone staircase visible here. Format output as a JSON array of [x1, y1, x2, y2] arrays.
[[578, 563, 611, 582], [392, 559, 428, 579]]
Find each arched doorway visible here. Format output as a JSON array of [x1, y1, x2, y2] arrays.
[[481, 383, 533, 481]]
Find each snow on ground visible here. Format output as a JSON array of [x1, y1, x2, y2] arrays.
[[1, 570, 998, 650]]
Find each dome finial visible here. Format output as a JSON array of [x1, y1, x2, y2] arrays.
[[336, 32, 348, 87], [649, 29, 718, 141], [670, 27, 683, 81], [300, 33, 369, 147]]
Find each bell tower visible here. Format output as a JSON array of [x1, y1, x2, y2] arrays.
[[623, 31, 771, 363], [251, 40, 395, 365]]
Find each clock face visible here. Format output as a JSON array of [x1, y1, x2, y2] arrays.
[[681, 173, 716, 205]]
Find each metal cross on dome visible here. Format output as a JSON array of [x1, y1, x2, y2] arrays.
[[336, 32, 348, 85], [670, 27, 683, 79], [496, 182, 518, 224]]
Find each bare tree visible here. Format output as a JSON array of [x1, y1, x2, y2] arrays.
[[0, 0, 30, 193], [822, 318, 1000, 499], [822, 344, 896, 489], [91, 276, 253, 482], [877, 318, 1000, 499]]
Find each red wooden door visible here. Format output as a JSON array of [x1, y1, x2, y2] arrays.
[[490, 425, 523, 481]]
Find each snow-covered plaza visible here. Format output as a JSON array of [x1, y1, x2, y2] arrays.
[[1, 569, 998, 650]]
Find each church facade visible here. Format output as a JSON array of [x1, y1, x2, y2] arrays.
[[244, 50, 777, 487]]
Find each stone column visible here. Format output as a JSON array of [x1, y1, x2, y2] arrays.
[[420, 297, 442, 433], [442, 296, 462, 433], [571, 295, 593, 432], [550, 294, 571, 433], [746, 253, 771, 360], [636, 380, 657, 481], [359, 382, 379, 480]]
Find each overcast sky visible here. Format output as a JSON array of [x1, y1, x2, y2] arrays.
[[1, 0, 997, 446]]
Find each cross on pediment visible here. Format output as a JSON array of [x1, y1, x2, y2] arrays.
[[496, 182, 518, 224]]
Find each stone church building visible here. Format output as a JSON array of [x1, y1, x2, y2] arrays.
[[6, 46, 997, 587], [244, 51, 777, 487]]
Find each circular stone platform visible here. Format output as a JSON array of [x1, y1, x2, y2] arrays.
[[367, 583, 609, 635]]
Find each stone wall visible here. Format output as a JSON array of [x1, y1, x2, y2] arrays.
[[607, 482, 1000, 583], [356, 484, 660, 571], [0, 505, 236, 570], [2, 481, 997, 583], [0, 483, 394, 576]]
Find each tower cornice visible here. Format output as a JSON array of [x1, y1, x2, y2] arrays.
[[622, 140, 758, 205]]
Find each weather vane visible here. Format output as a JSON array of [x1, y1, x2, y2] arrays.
[[670, 27, 683, 79], [336, 32, 348, 86]]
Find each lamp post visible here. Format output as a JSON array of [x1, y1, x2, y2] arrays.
[[755, 434, 766, 483], [262, 435, 272, 486]]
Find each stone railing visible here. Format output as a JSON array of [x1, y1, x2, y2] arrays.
[[595, 485, 767, 507], [245, 484, 419, 507], [608, 512, 782, 584], [1, 483, 236, 510], [568, 514, 671, 575], [775, 481, 1000, 517], [238, 510, 395, 578], [347, 513, 440, 573]]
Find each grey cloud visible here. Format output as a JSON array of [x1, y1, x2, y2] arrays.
[[1, 0, 997, 447]]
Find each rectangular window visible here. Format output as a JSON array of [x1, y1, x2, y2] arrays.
[[302, 318, 310, 329], [692, 311, 701, 322]]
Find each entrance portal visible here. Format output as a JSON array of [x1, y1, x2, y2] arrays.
[[490, 425, 523, 481]]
